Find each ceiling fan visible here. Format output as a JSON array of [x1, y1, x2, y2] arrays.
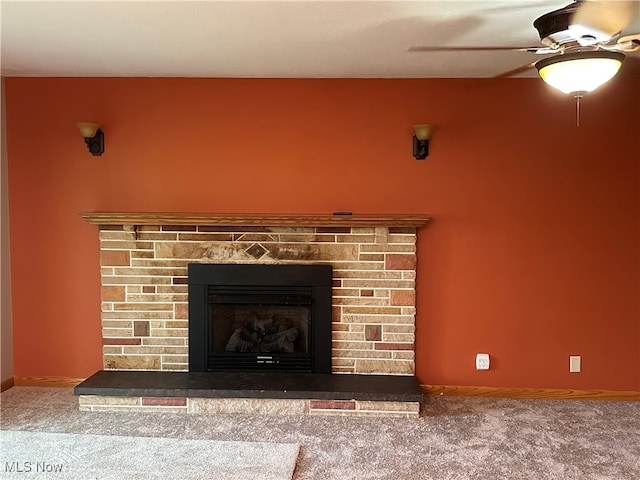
[[409, 0, 640, 96]]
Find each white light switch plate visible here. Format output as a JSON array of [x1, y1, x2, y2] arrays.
[[476, 353, 490, 370]]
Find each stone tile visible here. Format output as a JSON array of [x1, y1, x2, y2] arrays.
[[161, 363, 188, 371], [102, 328, 133, 337], [103, 355, 160, 370], [165, 320, 188, 329], [161, 225, 197, 232], [365, 325, 382, 341], [360, 244, 416, 253], [113, 303, 174, 311], [341, 279, 415, 289], [336, 235, 376, 244], [178, 233, 234, 241], [78, 395, 139, 406], [155, 242, 253, 261], [333, 269, 401, 279], [113, 267, 187, 277], [387, 234, 417, 244], [99, 231, 136, 240], [142, 337, 187, 346], [122, 346, 187, 355], [355, 359, 414, 375], [332, 331, 365, 341], [332, 297, 389, 306], [131, 251, 155, 258], [308, 409, 418, 418], [342, 306, 402, 315], [263, 243, 357, 261], [383, 324, 415, 333], [102, 286, 126, 302], [332, 288, 360, 297], [88, 406, 187, 413], [390, 289, 415, 306], [156, 286, 188, 294], [392, 351, 415, 360], [102, 320, 133, 328], [100, 251, 130, 267], [278, 234, 336, 243], [385, 254, 417, 270], [99, 225, 125, 231], [100, 241, 154, 250], [127, 294, 185, 302], [388, 227, 417, 235], [332, 340, 373, 351], [148, 328, 188, 337], [188, 398, 308, 415], [341, 314, 415, 324], [141, 397, 187, 406], [137, 232, 178, 241], [133, 321, 150, 336], [102, 276, 172, 285], [355, 400, 421, 412], [160, 355, 188, 364], [134, 260, 189, 268], [102, 346, 123, 354], [102, 338, 141, 346], [102, 311, 173, 319], [316, 227, 351, 234], [374, 342, 414, 351], [331, 358, 356, 368], [382, 332, 414, 342], [358, 253, 385, 262]]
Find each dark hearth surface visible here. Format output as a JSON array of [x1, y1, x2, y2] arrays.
[[74, 370, 423, 402]]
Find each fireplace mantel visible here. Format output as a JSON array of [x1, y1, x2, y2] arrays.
[[80, 212, 430, 228]]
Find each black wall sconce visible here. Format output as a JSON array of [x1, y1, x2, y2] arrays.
[[412, 124, 435, 160], [76, 122, 104, 156]]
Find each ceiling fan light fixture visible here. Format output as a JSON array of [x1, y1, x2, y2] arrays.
[[535, 51, 625, 95]]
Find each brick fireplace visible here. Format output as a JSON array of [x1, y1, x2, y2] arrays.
[[78, 212, 430, 416]]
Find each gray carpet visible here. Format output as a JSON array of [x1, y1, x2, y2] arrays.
[[0, 430, 299, 480], [1, 387, 639, 479]]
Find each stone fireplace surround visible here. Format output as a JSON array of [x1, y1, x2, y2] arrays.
[[75, 212, 430, 417]]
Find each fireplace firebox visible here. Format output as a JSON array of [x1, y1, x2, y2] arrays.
[[188, 264, 332, 373]]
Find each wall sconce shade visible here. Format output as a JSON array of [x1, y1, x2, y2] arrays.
[[76, 122, 104, 156], [412, 124, 435, 160], [535, 51, 625, 95]]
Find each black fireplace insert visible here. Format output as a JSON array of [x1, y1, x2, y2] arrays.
[[188, 263, 332, 373]]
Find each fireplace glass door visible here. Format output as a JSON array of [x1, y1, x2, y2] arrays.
[[209, 287, 312, 371]]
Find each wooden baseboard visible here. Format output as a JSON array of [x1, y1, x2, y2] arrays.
[[13, 376, 86, 388], [1, 377, 15, 392], [422, 384, 640, 401]]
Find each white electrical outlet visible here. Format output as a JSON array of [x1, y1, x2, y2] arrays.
[[476, 353, 490, 370], [570, 355, 581, 373]]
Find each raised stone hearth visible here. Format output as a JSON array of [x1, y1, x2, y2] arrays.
[[75, 370, 423, 417]]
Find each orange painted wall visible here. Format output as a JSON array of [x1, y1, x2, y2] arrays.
[[5, 77, 639, 390]]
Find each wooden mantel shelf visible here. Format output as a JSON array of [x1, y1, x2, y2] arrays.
[[80, 212, 430, 228]]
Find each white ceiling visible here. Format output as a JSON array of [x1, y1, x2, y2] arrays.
[[1, 0, 639, 78]]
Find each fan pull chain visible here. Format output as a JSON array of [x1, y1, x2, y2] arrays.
[[575, 94, 582, 127]]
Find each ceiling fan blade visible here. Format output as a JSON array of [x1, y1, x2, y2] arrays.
[[616, 34, 640, 52], [408, 46, 541, 53], [493, 63, 536, 78], [571, 0, 639, 39]]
